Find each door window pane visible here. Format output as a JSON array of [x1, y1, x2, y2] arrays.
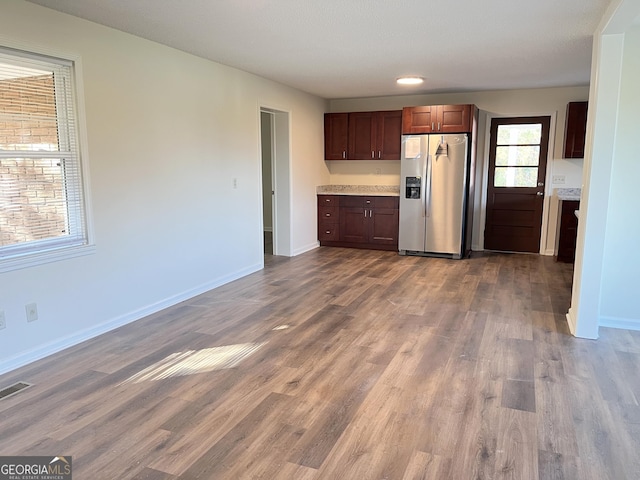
[[495, 146, 540, 166], [494, 167, 538, 187], [497, 124, 542, 145]]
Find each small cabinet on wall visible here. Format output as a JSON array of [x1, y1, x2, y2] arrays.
[[324, 111, 402, 160], [318, 195, 399, 251], [563, 101, 588, 158], [402, 104, 474, 134]]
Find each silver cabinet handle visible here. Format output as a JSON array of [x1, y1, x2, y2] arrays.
[[437, 122, 441, 131], [363, 210, 366, 217], [431, 122, 435, 131], [371, 151, 374, 159], [537, 192, 544, 196], [378, 151, 381, 159], [343, 151, 346, 159], [325, 213, 331, 216]]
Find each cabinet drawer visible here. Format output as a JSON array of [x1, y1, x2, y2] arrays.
[[319, 225, 340, 241], [319, 206, 339, 223], [341, 195, 399, 208], [341, 195, 371, 207], [374, 196, 399, 209], [318, 195, 340, 207]]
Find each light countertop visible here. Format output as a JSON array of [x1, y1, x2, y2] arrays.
[[317, 185, 400, 196], [556, 188, 581, 201]]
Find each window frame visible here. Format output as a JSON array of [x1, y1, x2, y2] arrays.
[[0, 43, 94, 273]]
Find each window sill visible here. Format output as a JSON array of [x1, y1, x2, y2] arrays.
[[0, 243, 96, 273]]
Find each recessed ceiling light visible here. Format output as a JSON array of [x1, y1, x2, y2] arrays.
[[397, 76, 424, 86]]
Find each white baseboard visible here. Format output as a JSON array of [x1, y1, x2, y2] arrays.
[[293, 241, 320, 256], [566, 307, 578, 336], [0, 262, 263, 376], [566, 306, 599, 339], [599, 315, 640, 331]]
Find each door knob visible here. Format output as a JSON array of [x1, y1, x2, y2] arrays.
[[536, 192, 544, 196]]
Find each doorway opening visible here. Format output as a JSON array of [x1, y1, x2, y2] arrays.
[[260, 111, 274, 255], [260, 108, 292, 257]]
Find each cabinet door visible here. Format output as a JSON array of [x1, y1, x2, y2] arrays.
[[402, 106, 436, 134], [340, 207, 368, 243], [348, 112, 376, 160], [563, 102, 588, 158], [557, 200, 580, 262], [376, 111, 402, 160], [324, 113, 348, 160], [403, 105, 473, 134], [438, 105, 472, 133], [369, 208, 399, 245]]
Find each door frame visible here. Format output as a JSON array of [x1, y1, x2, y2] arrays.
[[477, 111, 557, 254], [259, 106, 292, 257]]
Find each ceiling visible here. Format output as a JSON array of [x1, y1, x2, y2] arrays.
[[26, 0, 612, 99]]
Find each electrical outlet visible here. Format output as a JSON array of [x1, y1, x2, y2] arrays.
[[0, 311, 5, 330], [233, 178, 238, 189], [553, 175, 566, 184], [25, 303, 38, 322]]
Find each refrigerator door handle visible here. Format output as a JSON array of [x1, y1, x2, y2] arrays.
[[425, 154, 433, 218], [421, 151, 428, 218]]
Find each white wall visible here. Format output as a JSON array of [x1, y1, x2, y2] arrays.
[[569, 0, 640, 338], [0, 0, 329, 373], [599, 25, 640, 328], [329, 86, 589, 252], [325, 160, 401, 187]]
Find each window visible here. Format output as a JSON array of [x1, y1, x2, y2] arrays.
[[0, 46, 91, 272], [493, 123, 543, 187]]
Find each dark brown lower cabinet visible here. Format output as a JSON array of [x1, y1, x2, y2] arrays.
[[556, 200, 580, 263], [318, 195, 399, 251]]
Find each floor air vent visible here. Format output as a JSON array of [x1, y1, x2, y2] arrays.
[[0, 382, 32, 400]]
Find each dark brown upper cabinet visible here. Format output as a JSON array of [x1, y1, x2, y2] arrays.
[[402, 104, 474, 134], [324, 110, 402, 160], [324, 113, 349, 160], [563, 101, 588, 158]]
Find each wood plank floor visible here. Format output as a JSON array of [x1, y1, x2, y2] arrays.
[[1, 248, 639, 479]]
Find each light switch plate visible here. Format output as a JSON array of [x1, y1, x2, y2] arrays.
[[553, 175, 566, 184]]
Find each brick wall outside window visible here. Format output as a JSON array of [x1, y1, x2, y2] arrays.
[[0, 74, 68, 247]]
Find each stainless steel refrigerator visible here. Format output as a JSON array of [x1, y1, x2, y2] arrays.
[[398, 133, 473, 259]]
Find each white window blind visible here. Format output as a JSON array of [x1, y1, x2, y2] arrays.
[[0, 47, 88, 266]]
